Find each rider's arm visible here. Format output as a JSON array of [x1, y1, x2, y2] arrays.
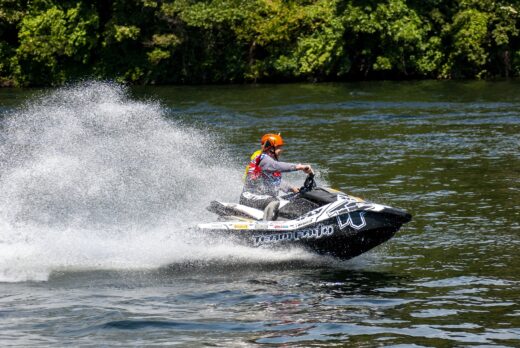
[[259, 155, 297, 172], [260, 155, 313, 174]]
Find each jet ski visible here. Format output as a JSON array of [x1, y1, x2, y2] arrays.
[[198, 174, 412, 260]]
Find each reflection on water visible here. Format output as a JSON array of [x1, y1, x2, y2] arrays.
[[1, 81, 519, 346]]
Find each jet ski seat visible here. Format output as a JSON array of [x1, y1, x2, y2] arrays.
[[299, 187, 339, 204]]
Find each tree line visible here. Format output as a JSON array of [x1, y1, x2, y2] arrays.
[[0, 0, 519, 86]]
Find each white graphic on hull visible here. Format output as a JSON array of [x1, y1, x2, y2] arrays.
[[253, 225, 334, 246], [337, 212, 367, 230]]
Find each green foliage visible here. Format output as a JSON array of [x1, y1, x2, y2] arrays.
[[112, 25, 141, 42], [443, 8, 490, 77], [13, 1, 98, 85], [0, 0, 25, 25], [0, 0, 520, 85], [439, 0, 520, 78], [0, 0, 27, 85], [271, 0, 348, 79], [342, 0, 431, 77]]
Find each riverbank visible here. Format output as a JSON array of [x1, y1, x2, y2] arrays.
[[1, 1, 519, 86]]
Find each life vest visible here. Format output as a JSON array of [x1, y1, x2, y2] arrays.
[[244, 151, 282, 195], [243, 149, 262, 181]]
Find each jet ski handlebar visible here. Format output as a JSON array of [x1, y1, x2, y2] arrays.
[[299, 173, 316, 193]]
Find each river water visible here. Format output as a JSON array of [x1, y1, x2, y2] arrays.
[[0, 81, 519, 346]]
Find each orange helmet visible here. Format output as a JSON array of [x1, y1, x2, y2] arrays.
[[261, 133, 284, 149]]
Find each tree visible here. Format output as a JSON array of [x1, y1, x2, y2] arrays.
[[13, 1, 98, 85]]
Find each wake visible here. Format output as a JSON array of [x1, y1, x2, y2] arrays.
[[0, 82, 320, 282]]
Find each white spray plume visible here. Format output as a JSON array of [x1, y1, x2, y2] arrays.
[[0, 82, 316, 282]]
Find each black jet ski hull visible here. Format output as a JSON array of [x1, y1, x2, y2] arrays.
[[200, 175, 411, 260], [200, 207, 411, 260]]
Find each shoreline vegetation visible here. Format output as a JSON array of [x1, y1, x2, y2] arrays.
[[0, 0, 519, 87]]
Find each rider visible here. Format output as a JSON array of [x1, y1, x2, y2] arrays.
[[240, 133, 313, 220]]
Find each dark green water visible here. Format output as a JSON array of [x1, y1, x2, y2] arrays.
[[0, 81, 519, 346]]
